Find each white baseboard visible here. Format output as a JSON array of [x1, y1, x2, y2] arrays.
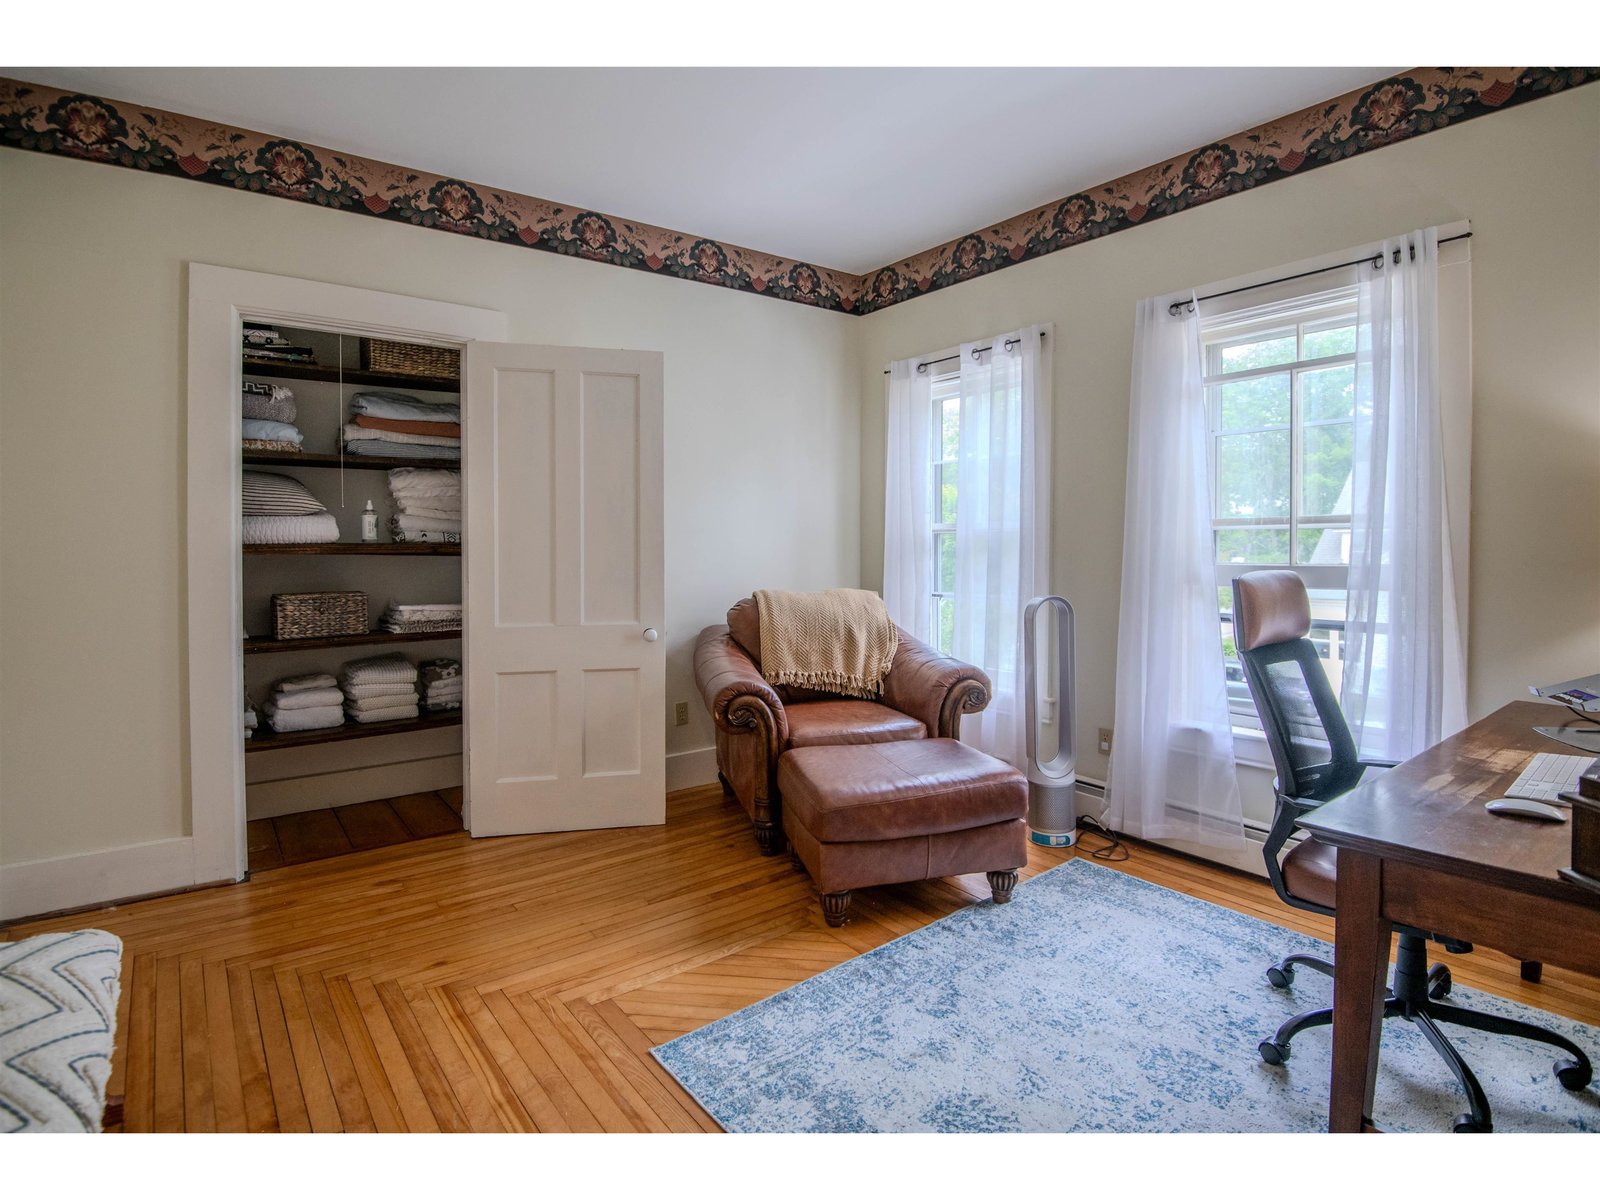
[[247, 754, 464, 820], [666, 745, 718, 793], [0, 837, 200, 923]]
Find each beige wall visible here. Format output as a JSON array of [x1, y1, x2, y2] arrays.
[[3, 86, 1597, 874], [855, 85, 1600, 784], [0, 150, 860, 865]]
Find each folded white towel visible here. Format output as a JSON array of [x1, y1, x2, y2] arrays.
[[267, 686, 344, 711], [267, 705, 344, 733], [394, 504, 461, 520], [242, 512, 341, 545], [346, 693, 420, 714], [340, 653, 418, 685], [276, 672, 338, 693], [387, 467, 461, 498], [343, 704, 420, 724], [395, 514, 462, 534], [342, 681, 421, 700]]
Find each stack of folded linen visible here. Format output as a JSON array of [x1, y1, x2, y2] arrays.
[[242, 323, 314, 364], [242, 470, 340, 545], [343, 391, 460, 460], [241, 383, 307, 453], [243, 688, 259, 740], [340, 654, 420, 724], [387, 467, 461, 544], [264, 672, 344, 734], [420, 659, 463, 712], [380, 602, 462, 634]]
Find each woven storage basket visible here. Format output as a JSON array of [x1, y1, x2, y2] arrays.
[[362, 339, 460, 380], [272, 591, 368, 640]]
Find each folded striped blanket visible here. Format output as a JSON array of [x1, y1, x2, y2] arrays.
[[242, 511, 341, 545], [343, 424, 461, 448], [346, 441, 461, 460], [344, 704, 420, 724], [340, 653, 419, 685], [346, 693, 420, 714]]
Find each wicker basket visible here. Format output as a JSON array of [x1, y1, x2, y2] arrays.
[[272, 591, 368, 640], [362, 339, 460, 380]]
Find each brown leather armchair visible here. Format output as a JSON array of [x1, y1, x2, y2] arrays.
[[694, 597, 992, 854]]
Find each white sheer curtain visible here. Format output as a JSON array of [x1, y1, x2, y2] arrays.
[[952, 325, 1050, 768], [1110, 295, 1244, 848], [881, 357, 934, 643], [1343, 227, 1465, 760]]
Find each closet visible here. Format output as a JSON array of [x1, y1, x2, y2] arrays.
[[185, 264, 665, 890], [240, 325, 465, 866]]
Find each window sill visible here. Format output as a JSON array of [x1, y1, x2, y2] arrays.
[[1231, 726, 1274, 769]]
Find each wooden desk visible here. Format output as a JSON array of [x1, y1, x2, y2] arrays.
[[1297, 701, 1600, 1132]]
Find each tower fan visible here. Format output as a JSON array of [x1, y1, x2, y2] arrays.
[[1023, 595, 1078, 846]]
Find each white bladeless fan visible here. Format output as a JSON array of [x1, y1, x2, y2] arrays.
[[1023, 595, 1079, 847]]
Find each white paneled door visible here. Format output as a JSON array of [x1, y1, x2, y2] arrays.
[[464, 343, 665, 836]]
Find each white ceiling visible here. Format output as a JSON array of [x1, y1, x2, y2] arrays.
[[9, 66, 1402, 273]]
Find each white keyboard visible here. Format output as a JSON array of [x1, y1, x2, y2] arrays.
[[1504, 752, 1596, 804]]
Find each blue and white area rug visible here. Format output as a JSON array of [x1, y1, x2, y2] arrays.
[[653, 859, 1599, 1132]]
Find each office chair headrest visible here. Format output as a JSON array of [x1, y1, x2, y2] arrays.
[[1233, 570, 1312, 651]]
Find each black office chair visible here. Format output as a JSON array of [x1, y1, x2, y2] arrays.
[[1232, 570, 1592, 1133]]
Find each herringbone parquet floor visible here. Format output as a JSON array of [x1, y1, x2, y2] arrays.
[[6, 784, 1596, 1132]]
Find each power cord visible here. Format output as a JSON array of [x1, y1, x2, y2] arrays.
[[1075, 814, 1129, 862], [1560, 704, 1600, 727]]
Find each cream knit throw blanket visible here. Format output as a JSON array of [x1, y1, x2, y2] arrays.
[[754, 588, 898, 699]]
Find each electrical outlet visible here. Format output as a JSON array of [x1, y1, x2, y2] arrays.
[[674, 701, 689, 727], [1097, 727, 1113, 755]]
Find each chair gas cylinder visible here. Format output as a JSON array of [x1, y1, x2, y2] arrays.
[[1023, 595, 1078, 847]]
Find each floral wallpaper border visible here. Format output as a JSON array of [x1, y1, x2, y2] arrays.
[[856, 67, 1599, 313], [1, 69, 1594, 316]]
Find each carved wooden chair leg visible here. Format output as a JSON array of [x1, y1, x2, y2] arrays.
[[821, 891, 852, 927], [787, 843, 805, 871], [987, 869, 1018, 904], [753, 821, 784, 856], [717, 771, 734, 798]]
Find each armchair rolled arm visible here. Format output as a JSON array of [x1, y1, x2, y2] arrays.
[[693, 625, 788, 753], [880, 628, 992, 739]]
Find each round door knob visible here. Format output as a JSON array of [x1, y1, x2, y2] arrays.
[[643, 628, 659, 642]]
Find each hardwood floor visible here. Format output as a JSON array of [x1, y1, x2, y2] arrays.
[[248, 788, 464, 872], [6, 784, 1595, 1133]]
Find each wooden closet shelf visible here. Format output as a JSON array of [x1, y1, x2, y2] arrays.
[[242, 359, 459, 392], [246, 709, 461, 753], [243, 542, 460, 556], [242, 450, 462, 472], [245, 629, 462, 655]]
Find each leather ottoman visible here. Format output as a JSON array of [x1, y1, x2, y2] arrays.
[[778, 738, 1028, 926]]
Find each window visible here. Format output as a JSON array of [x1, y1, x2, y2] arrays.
[[929, 370, 960, 654], [1203, 289, 1357, 721]]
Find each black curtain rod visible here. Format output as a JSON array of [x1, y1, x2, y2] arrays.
[[881, 332, 1047, 376], [1167, 232, 1472, 316]]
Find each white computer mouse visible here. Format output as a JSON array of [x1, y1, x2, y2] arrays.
[[1485, 798, 1569, 823]]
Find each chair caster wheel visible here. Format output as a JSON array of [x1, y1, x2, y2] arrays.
[[1452, 1115, 1491, 1133], [1554, 1059, 1592, 1091], [1427, 965, 1453, 1000], [1266, 965, 1293, 990], [1258, 1039, 1290, 1066]]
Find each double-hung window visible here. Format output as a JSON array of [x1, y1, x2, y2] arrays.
[[929, 369, 960, 654], [1204, 288, 1357, 722]]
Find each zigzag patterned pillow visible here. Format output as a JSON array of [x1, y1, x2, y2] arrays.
[[0, 930, 123, 1133]]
